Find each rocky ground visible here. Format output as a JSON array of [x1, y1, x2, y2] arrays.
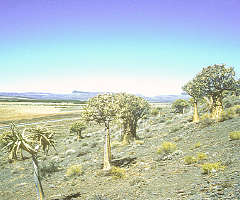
[[0, 107, 240, 200]]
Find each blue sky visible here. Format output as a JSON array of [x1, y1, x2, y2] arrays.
[[0, 0, 239, 96]]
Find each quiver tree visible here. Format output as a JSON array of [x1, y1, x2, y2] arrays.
[[171, 99, 189, 114], [0, 123, 56, 200], [197, 64, 237, 121], [182, 78, 204, 122], [70, 121, 87, 140], [81, 93, 117, 170], [236, 79, 240, 96], [114, 93, 150, 144]]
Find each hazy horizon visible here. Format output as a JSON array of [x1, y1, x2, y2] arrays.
[[1, 0, 240, 96]]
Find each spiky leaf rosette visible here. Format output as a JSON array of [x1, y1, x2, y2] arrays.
[[28, 126, 56, 155], [0, 123, 36, 160]]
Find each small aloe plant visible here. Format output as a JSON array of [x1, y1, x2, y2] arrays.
[[0, 123, 56, 200], [70, 121, 87, 140]]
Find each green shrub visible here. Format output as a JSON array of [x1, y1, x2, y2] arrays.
[[235, 105, 240, 114], [66, 164, 83, 177], [194, 142, 201, 148], [201, 162, 225, 174], [229, 131, 240, 140], [157, 142, 176, 154], [197, 152, 208, 161], [184, 156, 197, 165], [110, 167, 126, 179]]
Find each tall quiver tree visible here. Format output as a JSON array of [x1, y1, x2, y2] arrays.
[[182, 78, 203, 122], [197, 64, 237, 121], [114, 93, 150, 144], [81, 93, 116, 170]]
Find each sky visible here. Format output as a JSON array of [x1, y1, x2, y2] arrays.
[[0, 0, 240, 96]]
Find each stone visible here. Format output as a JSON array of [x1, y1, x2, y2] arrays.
[[65, 149, 76, 156]]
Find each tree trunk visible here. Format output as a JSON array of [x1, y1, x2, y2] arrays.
[[204, 96, 213, 113], [103, 127, 111, 170], [77, 131, 83, 140], [193, 100, 199, 123], [211, 96, 223, 121], [32, 155, 45, 200]]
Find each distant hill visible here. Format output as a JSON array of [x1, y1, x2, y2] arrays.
[[0, 91, 190, 102]]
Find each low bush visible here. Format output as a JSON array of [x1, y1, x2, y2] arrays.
[[197, 152, 208, 161], [66, 164, 83, 177], [110, 166, 126, 179], [229, 131, 240, 140], [157, 142, 176, 154], [184, 156, 197, 165], [201, 162, 225, 174], [194, 142, 201, 149]]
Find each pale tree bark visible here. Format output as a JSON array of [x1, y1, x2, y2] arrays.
[[192, 100, 200, 123], [103, 127, 111, 170], [211, 96, 223, 121], [32, 155, 45, 200], [204, 96, 213, 113]]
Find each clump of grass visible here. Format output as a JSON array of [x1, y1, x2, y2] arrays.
[[197, 152, 208, 161], [157, 142, 176, 154], [229, 131, 240, 140], [235, 105, 240, 114], [109, 167, 126, 179], [194, 142, 201, 148], [135, 140, 144, 145], [66, 164, 83, 177], [184, 156, 197, 165], [201, 162, 225, 174]]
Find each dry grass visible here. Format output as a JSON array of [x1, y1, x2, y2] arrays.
[[0, 102, 82, 123]]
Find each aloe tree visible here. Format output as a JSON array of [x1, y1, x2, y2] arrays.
[[81, 93, 117, 170], [0, 123, 56, 200], [196, 64, 237, 121], [171, 99, 189, 114], [114, 93, 150, 144], [182, 77, 204, 122], [70, 121, 87, 140]]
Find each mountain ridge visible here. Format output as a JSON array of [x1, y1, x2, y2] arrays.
[[0, 91, 190, 102]]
